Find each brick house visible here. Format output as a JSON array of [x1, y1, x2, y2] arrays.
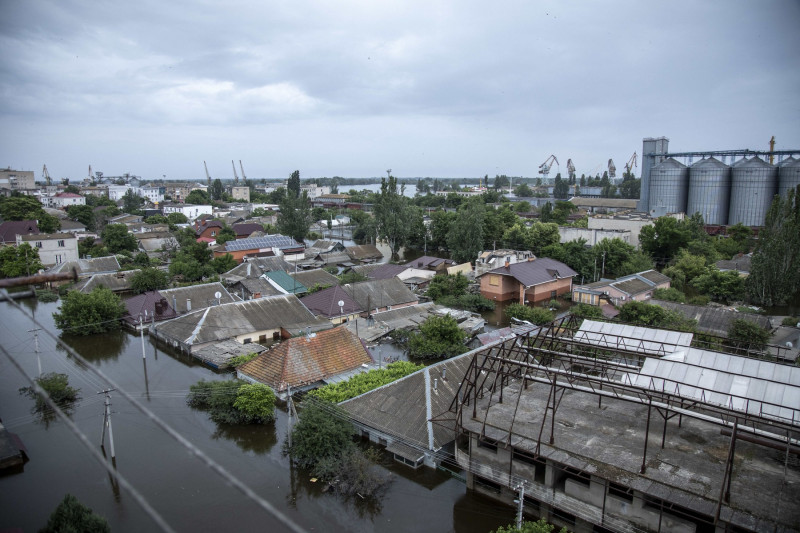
[[478, 257, 577, 305]]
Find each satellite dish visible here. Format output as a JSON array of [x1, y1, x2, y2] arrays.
[[338, 300, 345, 307], [214, 291, 222, 299]]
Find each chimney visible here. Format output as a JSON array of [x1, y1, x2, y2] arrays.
[[442, 368, 447, 380], [505, 260, 510, 269], [434, 378, 438, 391], [528, 257, 534, 262], [186, 298, 191, 311], [172, 295, 178, 313]]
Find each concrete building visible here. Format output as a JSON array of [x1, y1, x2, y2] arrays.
[[17, 233, 78, 267], [0, 168, 35, 193], [572, 270, 671, 306], [436, 316, 800, 533], [49, 192, 86, 209], [231, 186, 250, 202], [586, 213, 673, 249], [475, 249, 535, 277], [161, 203, 213, 221], [557, 226, 632, 247]]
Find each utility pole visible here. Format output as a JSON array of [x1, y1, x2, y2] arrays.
[[139, 315, 147, 360], [515, 483, 525, 529], [29, 325, 42, 376], [601, 251, 606, 279], [99, 388, 117, 458]]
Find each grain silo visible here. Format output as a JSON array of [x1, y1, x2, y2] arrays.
[[728, 156, 777, 227], [778, 156, 800, 198], [687, 157, 730, 225], [648, 158, 689, 217]]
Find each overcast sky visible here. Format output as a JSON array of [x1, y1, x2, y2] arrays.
[[1, 1, 798, 182]]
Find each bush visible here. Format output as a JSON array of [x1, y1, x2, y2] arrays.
[[53, 287, 126, 335], [782, 316, 800, 327], [35, 289, 59, 302], [653, 287, 686, 303], [187, 380, 275, 424], [19, 372, 81, 425], [309, 361, 424, 403], [40, 494, 109, 533], [617, 301, 696, 332], [227, 352, 260, 367], [436, 293, 495, 312], [130, 267, 170, 294], [284, 400, 354, 469], [505, 303, 554, 325], [407, 315, 468, 359], [728, 318, 771, 351], [492, 518, 567, 533], [688, 295, 710, 306], [571, 303, 603, 319]]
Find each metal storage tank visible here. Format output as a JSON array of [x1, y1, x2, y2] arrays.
[[648, 157, 689, 217], [687, 157, 730, 225], [778, 156, 800, 198], [728, 156, 777, 227]]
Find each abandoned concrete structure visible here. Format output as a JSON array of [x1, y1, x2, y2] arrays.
[[433, 316, 800, 533]]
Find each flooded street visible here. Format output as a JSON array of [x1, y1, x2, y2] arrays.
[[0, 297, 516, 532]]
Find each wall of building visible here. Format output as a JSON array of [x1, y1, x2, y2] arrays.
[[480, 274, 521, 302], [558, 226, 631, 246], [525, 278, 572, 304]]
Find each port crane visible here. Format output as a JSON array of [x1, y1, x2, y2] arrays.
[[42, 164, 51, 186], [232, 160, 239, 184], [624, 152, 637, 177], [204, 161, 211, 186], [239, 160, 247, 183], [566, 159, 576, 181], [538, 155, 559, 179], [607, 159, 616, 179]]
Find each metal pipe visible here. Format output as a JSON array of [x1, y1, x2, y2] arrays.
[[0, 269, 78, 288], [720, 428, 800, 455]]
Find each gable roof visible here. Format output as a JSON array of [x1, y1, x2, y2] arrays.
[[238, 326, 372, 393], [652, 300, 772, 337], [300, 285, 363, 319], [345, 244, 383, 261], [716, 255, 752, 273], [263, 270, 307, 294], [404, 255, 455, 269], [153, 294, 333, 349], [611, 277, 653, 296], [290, 268, 339, 289], [123, 290, 178, 325], [232, 223, 263, 238], [0, 220, 39, 244], [233, 277, 282, 298], [638, 269, 671, 285], [48, 256, 121, 276], [483, 257, 577, 287], [364, 263, 407, 280], [159, 282, 235, 313], [72, 269, 140, 293], [342, 278, 418, 311]]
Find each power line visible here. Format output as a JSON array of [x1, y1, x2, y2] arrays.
[[0, 343, 176, 533], [1, 291, 307, 533]]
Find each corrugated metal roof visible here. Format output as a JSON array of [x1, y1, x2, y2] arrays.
[[575, 319, 693, 356], [629, 351, 800, 423], [638, 270, 671, 285], [342, 278, 418, 311], [612, 277, 652, 296], [263, 270, 307, 294], [290, 268, 339, 289], [300, 285, 362, 318], [345, 244, 383, 261], [160, 283, 236, 313], [224, 234, 300, 252]]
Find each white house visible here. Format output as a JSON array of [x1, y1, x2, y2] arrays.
[[137, 185, 165, 204], [107, 185, 132, 201], [50, 192, 86, 209], [17, 233, 79, 267], [161, 203, 213, 221]]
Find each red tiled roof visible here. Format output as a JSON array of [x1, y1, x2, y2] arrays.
[[238, 326, 372, 392]]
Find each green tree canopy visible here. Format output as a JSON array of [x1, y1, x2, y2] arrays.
[[185, 189, 210, 205], [129, 267, 170, 293], [505, 303, 554, 325], [277, 191, 313, 242], [448, 198, 485, 264], [53, 287, 127, 335], [374, 176, 413, 257], [690, 268, 744, 303], [0, 195, 60, 232], [101, 223, 138, 253], [0, 243, 43, 278], [122, 188, 144, 214], [407, 314, 468, 359], [617, 301, 696, 331], [285, 400, 354, 469], [167, 212, 188, 225], [187, 380, 275, 425], [66, 204, 97, 231], [728, 318, 771, 351], [211, 178, 225, 201], [40, 494, 110, 533]]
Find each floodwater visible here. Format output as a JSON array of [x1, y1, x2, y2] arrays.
[[0, 297, 517, 533]]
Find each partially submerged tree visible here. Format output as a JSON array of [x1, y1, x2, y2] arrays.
[[129, 267, 170, 294], [40, 494, 110, 533], [0, 242, 43, 278], [19, 372, 81, 425], [53, 287, 127, 335], [187, 380, 275, 425], [407, 314, 468, 359]]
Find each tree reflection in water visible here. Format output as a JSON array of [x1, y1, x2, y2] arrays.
[[212, 422, 277, 455], [57, 329, 129, 362]]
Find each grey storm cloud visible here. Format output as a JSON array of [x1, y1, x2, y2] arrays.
[[1, 0, 798, 180]]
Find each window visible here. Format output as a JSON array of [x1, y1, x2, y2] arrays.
[[550, 290, 557, 298], [58, 240, 65, 247], [55, 254, 63, 264], [35, 241, 42, 248], [489, 275, 500, 286]]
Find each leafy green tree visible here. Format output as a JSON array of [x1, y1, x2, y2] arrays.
[[19, 372, 81, 422], [374, 176, 413, 257], [40, 494, 110, 533], [78, 237, 109, 259], [187, 380, 275, 424], [662, 249, 708, 290], [690, 268, 745, 303], [0, 195, 60, 232], [591, 238, 652, 279], [540, 239, 594, 283], [167, 212, 188, 225], [639, 217, 698, 266], [0, 243, 43, 278], [210, 253, 237, 274], [277, 191, 313, 242], [287, 170, 301, 198], [502, 223, 529, 250], [53, 287, 126, 335], [505, 303, 554, 325], [66, 204, 96, 231], [185, 189, 210, 205], [404, 206, 427, 250], [448, 198, 484, 264], [553, 175, 570, 199], [426, 273, 470, 301], [617, 301, 696, 331], [211, 178, 225, 201], [101, 223, 138, 253], [492, 518, 566, 533], [429, 210, 456, 251], [539, 201, 553, 222], [514, 183, 533, 197], [483, 205, 518, 248], [169, 258, 214, 281], [493, 174, 510, 189], [130, 267, 169, 294], [526, 222, 560, 255], [144, 214, 169, 225], [728, 318, 771, 351], [215, 226, 236, 245], [618, 177, 641, 199], [746, 187, 800, 306], [122, 188, 144, 214], [407, 315, 468, 359], [571, 302, 604, 319], [285, 400, 354, 469], [653, 287, 686, 303]]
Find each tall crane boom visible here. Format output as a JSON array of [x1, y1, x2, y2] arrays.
[[608, 159, 616, 179], [42, 164, 51, 186], [232, 160, 239, 184], [204, 161, 211, 186], [566, 159, 576, 180], [239, 160, 247, 182], [624, 152, 638, 176], [538, 154, 560, 179]]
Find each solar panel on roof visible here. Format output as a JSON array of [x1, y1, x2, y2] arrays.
[[225, 235, 299, 252]]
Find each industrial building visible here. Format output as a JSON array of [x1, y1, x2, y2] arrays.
[[638, 137, 800, 226], [434, 317, 799, 533]]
